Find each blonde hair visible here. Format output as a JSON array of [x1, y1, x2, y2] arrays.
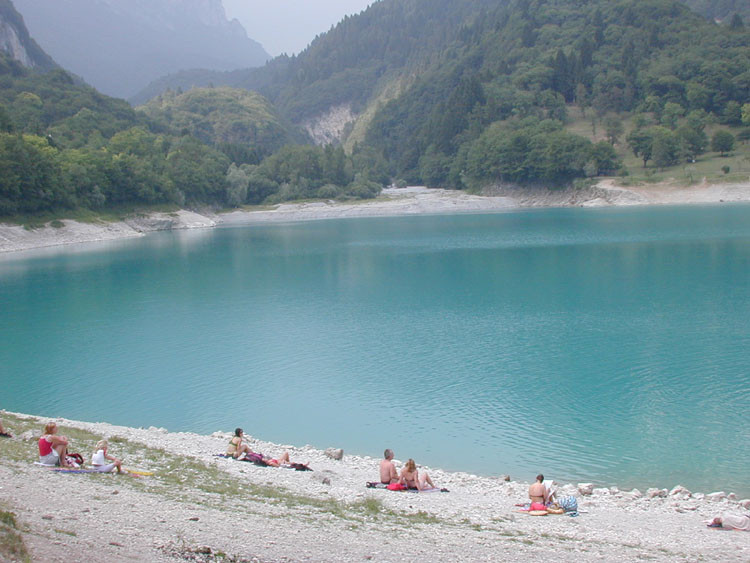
[[96, 440, 108, 451], [43, 422, 56, 435], [405, 458, 416, 472]]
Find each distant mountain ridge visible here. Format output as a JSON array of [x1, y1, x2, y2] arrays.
[[0, 0, 56, 70], [12, 0, 270, 99]]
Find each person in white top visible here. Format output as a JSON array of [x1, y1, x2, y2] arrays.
[[91, 440, 122, 473]]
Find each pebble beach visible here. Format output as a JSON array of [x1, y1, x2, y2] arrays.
[[0, 411, 748, 562]]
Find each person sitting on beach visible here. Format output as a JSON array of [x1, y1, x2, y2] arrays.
[[0, 418, 11, 438], [38, 421, 72, 467], [528, 474, 555, 506], [227, 428, 290, 467], [379, 449, 399, 484], [91, 440, 122, 473], [399, 458, 435, 491], [707, 513, 750, 531], [227, 428, 254, 459]]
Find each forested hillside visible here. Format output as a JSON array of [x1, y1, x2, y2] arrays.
[[4, 0, 750, 218], [133, 0, 750, 192], [139, 87, 306, 162], [364, 0, 750, 186]]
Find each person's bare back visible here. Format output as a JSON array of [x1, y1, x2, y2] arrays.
[[380, 449, 398, 484]]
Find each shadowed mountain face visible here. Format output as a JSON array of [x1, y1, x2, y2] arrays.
[[12, 0, 270, 99]]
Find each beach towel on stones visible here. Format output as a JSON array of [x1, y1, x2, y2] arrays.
[[366, 482, 448, 492]]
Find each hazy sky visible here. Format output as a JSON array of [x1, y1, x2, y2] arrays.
[[223, 0, 375, 57]]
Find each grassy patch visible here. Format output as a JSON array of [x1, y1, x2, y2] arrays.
[[0, 510, 30, 562], [564, 109, 750, 187], [54, 528, 76, 537]]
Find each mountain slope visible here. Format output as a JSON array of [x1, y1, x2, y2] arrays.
[[12, 0, 270, 99]]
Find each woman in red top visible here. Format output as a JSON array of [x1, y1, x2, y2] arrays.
[[38, 422, 72, 467]]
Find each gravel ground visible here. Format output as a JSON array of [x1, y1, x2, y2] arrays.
[[1, 411, 748, 562]]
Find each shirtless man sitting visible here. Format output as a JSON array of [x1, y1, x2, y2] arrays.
[[528, 474, 552, 505], [379, 449, 398, 484]]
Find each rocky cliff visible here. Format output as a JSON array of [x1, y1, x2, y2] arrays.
[[0, 0, 56, 70]]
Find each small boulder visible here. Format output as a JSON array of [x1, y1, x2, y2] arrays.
[[609, 486, 620, 495], [324, 448, 344, 461], [706, 491, 726, 501], [738, 499, 750, 510], [498, 474, 511, 482], [647, 488, 667, 498], [19, 430, 34, 441], [578, 483, 594, 496], [727, 493, 737, 501], [593, 487, 610, 496], [669, 485, 691, 498], [630, 489, 642, 498]]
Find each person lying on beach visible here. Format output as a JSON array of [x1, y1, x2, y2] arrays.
[[227, 428, 291, 467], [379, 449, 399, 484], [707, 514, 750, 531], [399, 458, 435, 491], [38, 421, 73, 467], [91, 440, 122, 473], [528, 474, 555, 506]]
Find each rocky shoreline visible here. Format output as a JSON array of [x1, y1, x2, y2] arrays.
[[0, 410, 748, 562], [2, 181, 750, 255]]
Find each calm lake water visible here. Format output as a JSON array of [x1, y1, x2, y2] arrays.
[[2, 205, 749, 496]]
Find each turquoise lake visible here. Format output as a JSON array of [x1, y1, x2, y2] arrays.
[[1, 205, 749, 496]]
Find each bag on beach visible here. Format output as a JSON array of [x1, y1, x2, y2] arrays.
[[66, 453, 84, 467], [558, 496, 578, 514]]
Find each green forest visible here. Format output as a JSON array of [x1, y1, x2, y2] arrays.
[[2, 0, 750, 218], [0, 56, 384, 216]]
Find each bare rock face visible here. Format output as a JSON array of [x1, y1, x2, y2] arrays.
[[324, 448, 344, 461], [302, 104, 357, 145], [577, 483, 594, 496]]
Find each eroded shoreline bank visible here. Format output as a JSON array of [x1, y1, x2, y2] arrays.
[[0, 410, 748, 562], [2, 181, 750, 255]]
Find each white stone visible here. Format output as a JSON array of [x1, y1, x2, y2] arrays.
[[669, 485, 691, 498], [578, 483, 594, 495], [593, 488, 610, 496], [324, 448, 344, 461], [738, 499, 750, 509], [727, 493, 737, 501], [706, 491, 727, 501], [647, 488, 667, 498], [630, 489, 642, 498]]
